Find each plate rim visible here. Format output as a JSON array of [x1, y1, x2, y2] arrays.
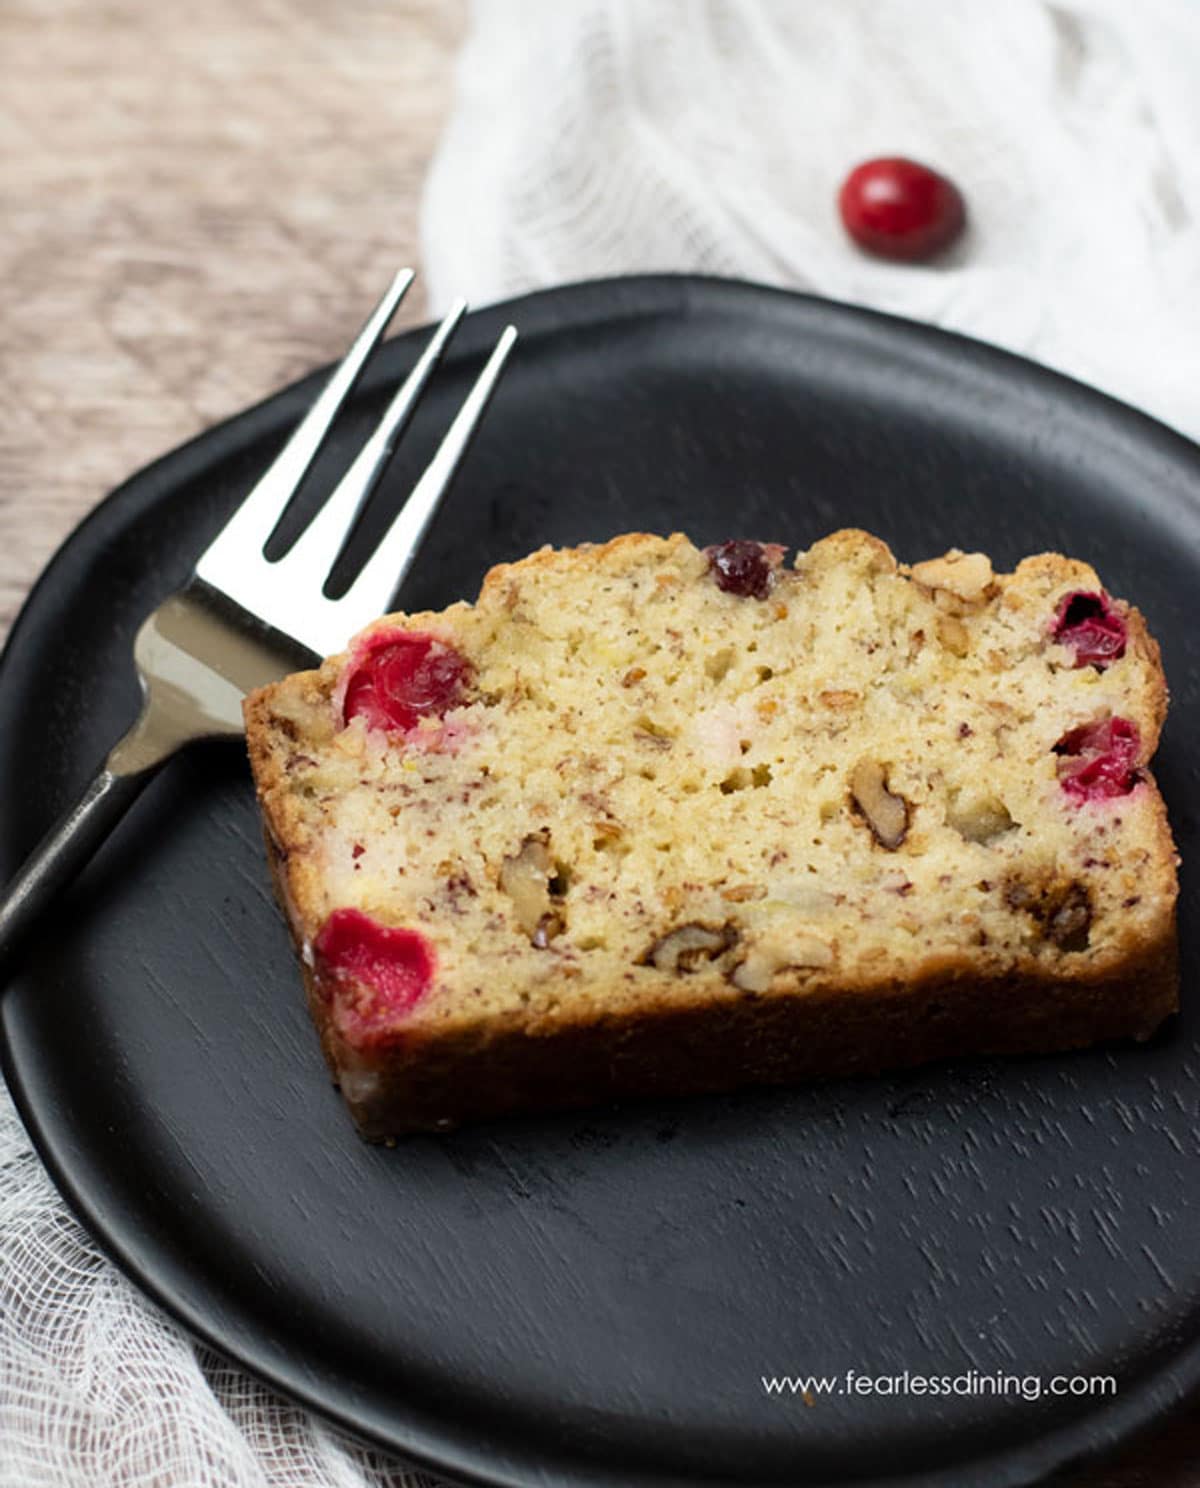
[[3, 272, 1200, 1488]]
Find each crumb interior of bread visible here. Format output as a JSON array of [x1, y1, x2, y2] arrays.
[[257, 531, 1173, 1031]]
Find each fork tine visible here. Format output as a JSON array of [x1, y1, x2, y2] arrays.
[[335, 324, 518, 635], [277, 298, 468, 590], [196, 267, 414, 579]]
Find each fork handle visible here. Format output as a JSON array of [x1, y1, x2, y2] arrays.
[[0, 764, 158, 979]]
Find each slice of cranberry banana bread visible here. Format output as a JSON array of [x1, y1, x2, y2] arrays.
[[243, 530, 1178, 1138]]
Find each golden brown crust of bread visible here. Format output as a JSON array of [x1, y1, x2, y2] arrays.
[[244, 528, 1180, 1138]]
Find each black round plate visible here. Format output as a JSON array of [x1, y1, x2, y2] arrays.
[[3, 276, 1199, 1488]]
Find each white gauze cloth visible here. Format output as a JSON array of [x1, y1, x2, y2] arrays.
[[423, 0, 1200, 442], [4, 3, 1200, 1485]]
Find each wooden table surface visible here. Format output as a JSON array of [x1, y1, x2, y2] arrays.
[[0, 0, 461, 639], [0, 3, 1196, 1485]]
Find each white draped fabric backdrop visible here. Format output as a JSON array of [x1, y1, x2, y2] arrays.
[[4, 1, 1199, 1483]]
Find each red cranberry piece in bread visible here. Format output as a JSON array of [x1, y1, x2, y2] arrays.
[[314, 908, 435, 1046], [1052, 591, 1127, 670], [1056, 717, 1141, 801], [705, 540, 784, 599], [342, 630, 471, 733]]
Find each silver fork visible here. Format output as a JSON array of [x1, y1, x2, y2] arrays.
[[0, 268, 516, 971]]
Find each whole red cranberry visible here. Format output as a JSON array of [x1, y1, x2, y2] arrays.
[[314, 907, 435, 1045], [838, 157, 966, 262], [343, 630, 471, 733], [1055, 717, 1141, 802]]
